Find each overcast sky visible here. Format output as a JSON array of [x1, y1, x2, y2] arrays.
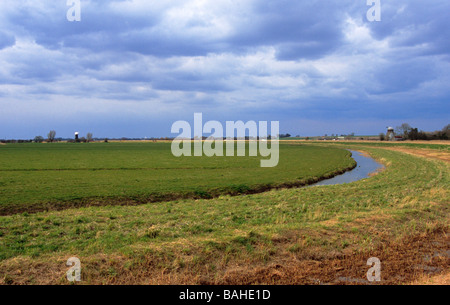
[[0, 0, 449, 139]]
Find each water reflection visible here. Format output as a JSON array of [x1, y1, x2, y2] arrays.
[[311, 150, 384, 186]]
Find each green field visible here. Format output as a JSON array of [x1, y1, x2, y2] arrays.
[[0, 143, 355, 214]]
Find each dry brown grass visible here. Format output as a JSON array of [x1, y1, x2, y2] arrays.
[[214, 227, 449, 285], [1, 224, 447, 285], [410, 271, 450, 285], [379, 147, 450, 163], [281, 140, 450, 145]]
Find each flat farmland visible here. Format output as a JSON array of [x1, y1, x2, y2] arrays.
[[0, 143, 448, 285], [0, 143, 355, 214]]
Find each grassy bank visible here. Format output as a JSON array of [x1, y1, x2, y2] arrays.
[[0, 145, 448, 284]]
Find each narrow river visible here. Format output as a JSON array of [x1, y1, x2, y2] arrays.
[[311, 150, 384, 186]]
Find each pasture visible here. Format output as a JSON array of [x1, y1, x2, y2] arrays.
[[0, 142, 354, 214]]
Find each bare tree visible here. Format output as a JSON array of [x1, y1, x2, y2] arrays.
[[47, 130, 56, 143], [395, 123, 412, 139], [86, 132, 93, 143], [443, 124, 450, 136]]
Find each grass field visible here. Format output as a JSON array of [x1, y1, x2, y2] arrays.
[[0, 142, 448, 285], [282, 140, 450, 151], [0, 143, 355, 215]]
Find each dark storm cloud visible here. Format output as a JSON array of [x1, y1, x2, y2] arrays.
[[365, 0, 450, 56], [3, 0, 219, 57], [2, 0, 355, 59], [367, 59, 437, 94], [227, 0, 354, 60], [0, 0, 449, 138]]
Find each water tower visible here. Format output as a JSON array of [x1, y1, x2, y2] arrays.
[[386, 127, 395, 141]]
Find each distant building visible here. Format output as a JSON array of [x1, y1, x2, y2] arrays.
[[386, 127, 395, 141]]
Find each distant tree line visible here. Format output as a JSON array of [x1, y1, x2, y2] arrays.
[[278, 133, 291, 138], [2, 125, 449, 143], [381, 123, 450, 141], [400, 123, 449, 140], [0, 139, 34, 143], [67, 132, 94, 143], [34, 136, 44, 143], [1, 130, 96, 143]]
